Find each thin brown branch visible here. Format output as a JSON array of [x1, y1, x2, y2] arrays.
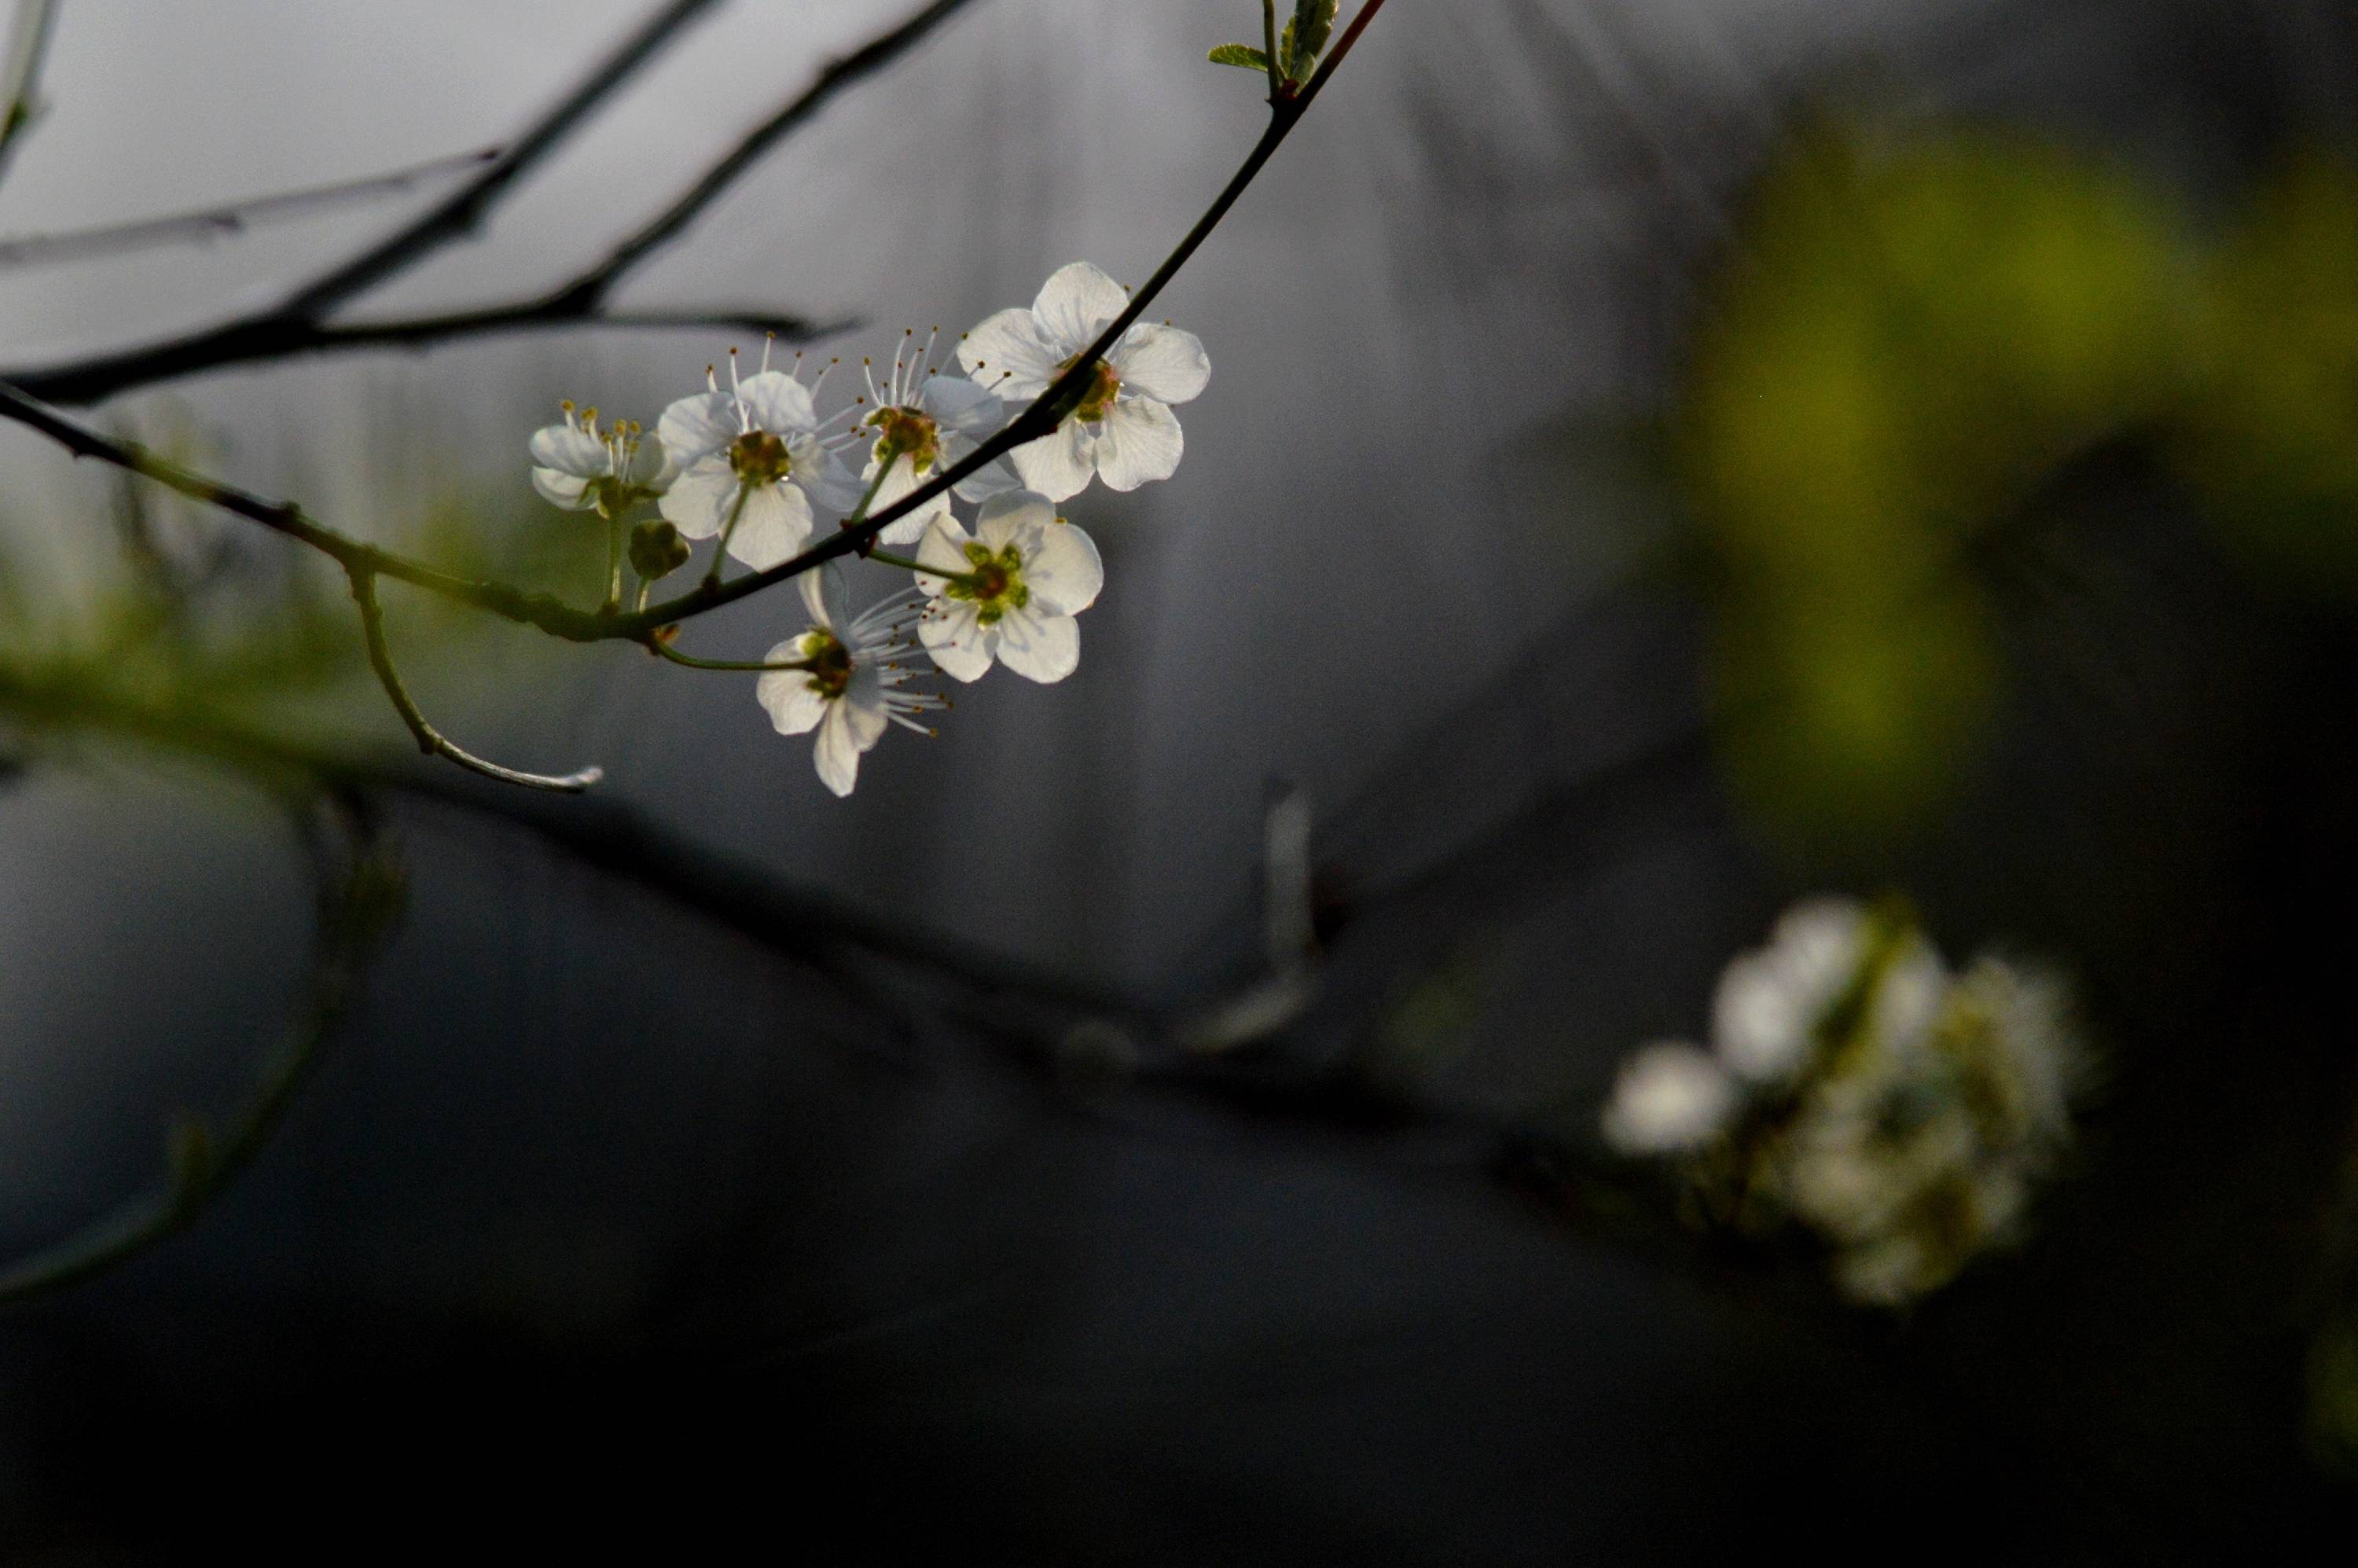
[[0, 145, 501, 270]]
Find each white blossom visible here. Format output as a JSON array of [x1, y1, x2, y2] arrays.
[[527, 401, 667, 516], [958, 261, 1210, 501], [1601, 1040, 1738, 1155], [755, 563, 944, 798], [658, 349, 861, 570], [1711, 897, 1868, 1082], [856, 330, 1017, 545], [913, 490, 1104, 684]]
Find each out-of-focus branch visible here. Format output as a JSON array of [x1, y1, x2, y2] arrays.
[[1, 0, 724, 402], [0, 0, 59, 193], [0, 0, 992, 402], [0, 145, 500, 270], [0, 787, 400, 1307]]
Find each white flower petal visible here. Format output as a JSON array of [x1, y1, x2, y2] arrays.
[[919, 373, 1007, 436], [736, 369, 817, 435], [1023, 519, 1104, 617], [919, 603, 994, 682], [1111, 322, 1210, 405], [958, 308, 1061, 400], [795, 445, 865, 517], [657, 457, 740, 538], [1093, 396, 1183, 491], [657, 390, 739, 465], [975, 489, 1056, 553], [531, 467, 593, 509], [725, 482, 814, 570], [528, 424, 608, 479], [993, 605, 1080, 684], [1033, 261, 1129, 354], [804, 560, 854, 632], [1602, 1041, 1736, 1155], [757, 641, 828, 736], [914, 513, 975, 591], [1009, 420, 1096, 502], [813, 701, 865, 797], [948, 449, 1022, 504], [868, 452, 953, 546]]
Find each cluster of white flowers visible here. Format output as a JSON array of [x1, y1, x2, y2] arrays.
[[1602, 897, 2086, 1306], [526, 263, 1208, 796]]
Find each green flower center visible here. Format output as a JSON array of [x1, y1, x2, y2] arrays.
[[946, 542, 1030, 626], [731, 430, 792, 487], [801, 629, 853, 700], [1057, 356, 1123, 424], [865, 406, 940, 472]]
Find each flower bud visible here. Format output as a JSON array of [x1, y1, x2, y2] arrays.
[[630, 520, 692, 583]]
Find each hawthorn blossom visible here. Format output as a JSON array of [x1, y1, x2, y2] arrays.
[[659, 350, 861, 570], [913, 490, 1104, 684], [1601, 1041, 1736, 1155], [1710, 897, 1869, 1082], [1599, 895, 2088, 1307], [528, 402, 668, 516], [957, 261, 1210, 501], [755, 563, 944, 798], [858, 330, 1017, 545]]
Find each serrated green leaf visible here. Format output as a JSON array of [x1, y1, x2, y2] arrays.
[[1278, 19, 1298, 79], [1207, 43, 1271, 72]]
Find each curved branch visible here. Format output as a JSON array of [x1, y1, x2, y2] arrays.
[[0, 788, 398, 1306], [351, 569, 603, 793], [615, 0, 1392, 634]]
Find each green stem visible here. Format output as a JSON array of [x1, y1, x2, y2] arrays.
[[1263, 0, 1284, 99], [602, 512, 624, 612], [842, 439, 899, 535], [703, 481, 754, 589], [647, 638, 812, 674]]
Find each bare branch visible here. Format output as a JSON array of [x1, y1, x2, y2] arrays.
[[0, 0, 986, 402], [0, 145, 500, 270], [540, 0, 989, 318], [2, 0, 725, 402], [0, 0, 59, 193], [351, 569, 604, 793]]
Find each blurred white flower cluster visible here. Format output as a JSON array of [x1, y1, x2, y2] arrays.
[[1602, 897, 2086, 1306], [527, 263, 1207, 795]]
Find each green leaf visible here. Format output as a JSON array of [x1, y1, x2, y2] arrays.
[[1207, 43, 1271, 72], [1286, 0, 1338, 77]]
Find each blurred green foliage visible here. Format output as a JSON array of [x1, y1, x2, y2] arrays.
[[1684, 127, 2358, 841]]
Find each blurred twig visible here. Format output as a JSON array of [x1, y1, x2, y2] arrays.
[[0, 0, 996, 401], [0, 145, 501, 270], [0, 784, 400, 1306], [0, 0, 58, 195]]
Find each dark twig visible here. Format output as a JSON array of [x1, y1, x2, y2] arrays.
[[2, 0, 724, 402], [0, 0, 989, 402], [0, 0, 58, 193], [0, 787, 398, 1306], [0, 145, 500, 270], [618, 0, 1392, 634]]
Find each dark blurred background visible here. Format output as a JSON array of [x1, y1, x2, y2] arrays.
[[3, 0, 2356, 1559]]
